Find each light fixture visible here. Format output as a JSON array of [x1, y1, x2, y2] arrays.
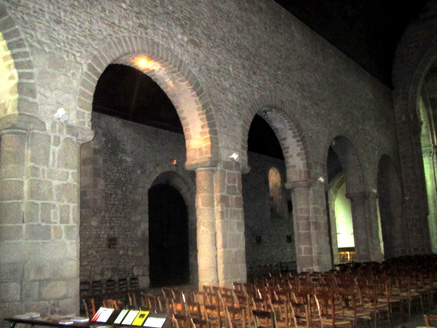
[[317, 176, 325, 183], [229, 152, 240, 162], [54, 107, 69, 122]]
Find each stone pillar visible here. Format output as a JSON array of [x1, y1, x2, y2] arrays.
[[213, 161, 246, 286], [195, 168, 218, 288], [365, 192, 384, 262], [0, 115, 94, 323], [288, 180, 332, 272], [347, 192, 374, 262], [0, 130, 28, 317]]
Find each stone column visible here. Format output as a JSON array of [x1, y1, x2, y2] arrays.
[[0, 130, 28, 317], [288, 180, 331, 272], [289, 181, 313, 271], [0, 115, 94, 323], [195, 167, 218, 287], [346, 192, 373, 262], [213, 161, 246, 287], [365, 192, 384, 262]]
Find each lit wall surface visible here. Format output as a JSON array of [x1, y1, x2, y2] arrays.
[[335, 182, 355, 248]]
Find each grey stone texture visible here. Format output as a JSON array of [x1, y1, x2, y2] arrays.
[[0, 0, 434, 325]]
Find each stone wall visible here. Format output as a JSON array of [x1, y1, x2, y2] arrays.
[[81, 113, 297, 287], [243, 153, 295, 271], [80, 113, 196, 287], [0, 0, 421, 323]]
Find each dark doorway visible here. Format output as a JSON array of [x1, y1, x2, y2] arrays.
[[148, 184, 189, 287]]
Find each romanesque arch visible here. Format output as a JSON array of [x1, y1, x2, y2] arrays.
[[241, 95, 311, 184], [0, 4, 40, 127], [77, 36, 219, 169], [392, 0, 437, 253], [328, 136, 375, 262]]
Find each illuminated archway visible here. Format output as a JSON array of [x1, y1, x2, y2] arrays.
[[78, 37, 219, 169]]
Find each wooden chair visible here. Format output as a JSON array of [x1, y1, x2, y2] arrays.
[[118, 278, 128, 293], [396, 275, 424, 320], [337, 286, 373, 328], [82, 297, 96, 319], [424, 314, 437, 327], [92, 280, 103, 295], [130, 276, 139, 290], [102, 298, 123, 310], [105, 279, 116, 295], [221, 294, 246, 328], [290, 299, 311, 328], [140, 293, 158, 312], [314, 292, 353, 328], [252, 309, 275, 328], [358, 283, 391, 328], [128, 291, 138, 309]]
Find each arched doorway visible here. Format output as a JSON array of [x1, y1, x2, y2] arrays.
[[149, 183, 189, 287]]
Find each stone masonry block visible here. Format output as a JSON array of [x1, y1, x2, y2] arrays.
[[25, 224, 51, 241], [64, 226, 77, 241], [41, 281, 67, 299], [0, 262, 23, 283], [0, 283, 21, 302], [28, 179, 53, 201], [22, 282, 40, 301], [29, 133, 50, 166], [0, 202, 22, 224], [55, 183, 78, 203], [24, 201, 39, 223], [0, 242, 24, 263], [0, 225, 23, 241], [24, 261, 51, 280], [51, 260, 77, 279], [0, 179, 23, 201]]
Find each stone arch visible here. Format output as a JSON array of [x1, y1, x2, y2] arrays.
[[377, 155, 408, 258], [392, 1, 437, 118], [328, 136, 365, 195], [77, 36, 219, 169], [145, 168, 197, 285], [241, 95, 311, 184], [327, 136, 376, 262], [0, 4, 40, 125], [392, 1, 437, 253]]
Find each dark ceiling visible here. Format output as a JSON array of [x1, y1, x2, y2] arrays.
[[93, 1, 430, 160], [275, 0, 429, 87]]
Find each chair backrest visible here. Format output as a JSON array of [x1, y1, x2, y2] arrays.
[[91, 280, 103, 294], [140, 293, 158, 312], [82, 297, 96, 319], [424, 314, 437, 327], [118, 278, 128, 292], [106, 279, 116, 295], [130, 276, 139, 290]]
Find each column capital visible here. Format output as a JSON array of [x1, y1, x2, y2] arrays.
[[0, 113, 45, 133], [65, 124, 95, 144], [285, 179, 313, 190], [346, 191, 371, 200]]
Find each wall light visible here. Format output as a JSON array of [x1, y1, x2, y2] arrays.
[[54, 107, 69, 122], [317, 176, 325, 183], [229, 152, 240, 162]]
